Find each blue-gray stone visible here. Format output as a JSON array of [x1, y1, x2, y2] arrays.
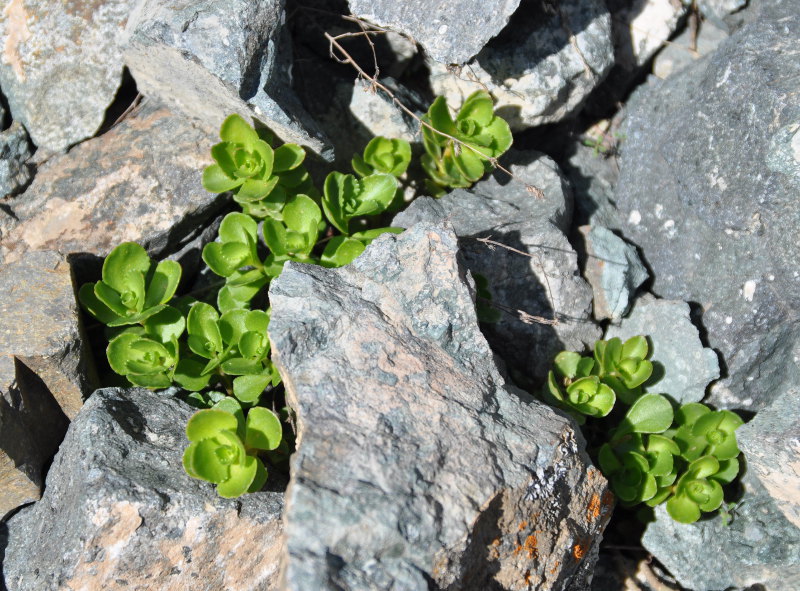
[[606, 295, 720, 404], [269, 223, 611, 591], [0, 121, 33, 198], [582, 225, 648, 321], [612, 0, 800, 412]]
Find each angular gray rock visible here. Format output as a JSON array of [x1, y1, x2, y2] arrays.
[[738, 387, 800, 528], [429, 0, 613, 130], [269, 223, 611, 591], [642, 471, 800, 591], [561, 139, 621, 230], [0, 101, 224, 265], [696, 0, 748, 25], [122, 0, 330, 157], [613, 0, 800, 412], [0, 251, 96, 419], [0, 0, 130, 151], [652, 19, 729, 80], [606, 295, 720, 404], [2, 387, 285, 591], [348, 0, 521, 65], [580, 225, 648, 321], [394, 152, 600, 384], [0, 355, 68, 519], [0, 121, 33, 198]]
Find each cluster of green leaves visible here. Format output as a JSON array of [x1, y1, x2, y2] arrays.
[[81, 93, 514, 498], [421, 90, 513, 195], [544, 336, 745, 524]]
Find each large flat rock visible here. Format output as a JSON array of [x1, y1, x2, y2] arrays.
[[269, 223, 611, 590]]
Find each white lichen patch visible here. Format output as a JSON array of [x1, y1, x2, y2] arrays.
[[743, 280, 757, 302]]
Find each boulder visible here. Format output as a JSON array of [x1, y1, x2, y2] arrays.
[[393, 152, 600, 384], [737, 387, 800, 528], [642, 471, 800, 591], [0, 250, 96, 419], [429, 0, 613, 130], [347, 0, 521, 65], [605, 295, 720, 404], [579, 225, 648, 322], [612, 0, 800, 411], [122, 0, 330, 157], [0, 0, 131, 151], [608, 0, 686, 70], [0, 101, 223, 265], [0, 121, 33, 199], [0, 355, 68, 519], [269, 223, 611, 590], [652, 19, 729, 80], [2, 387, 285, 591]]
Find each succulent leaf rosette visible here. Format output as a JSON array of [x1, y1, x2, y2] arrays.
[[182, 404, 282, 498], [420, 90, 512, 192], [666, 455, 731, 523], [322, 171, 398, 235], [673, 403, 744, 462], [352, 136, 412, 178], [594, 336, 653, 404]]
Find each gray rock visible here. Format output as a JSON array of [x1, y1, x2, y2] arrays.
[[606, 295, 720, 404], [269, 223, 612, 591], [393, 152, 600, 384], [2, 387, 285, 591], [609, 0, 686, 69], [0, 355, 68, 519], [0, 251, 96, 419], [642, 471, 800, 591], [738, 387, 800, 528], [429, 0, 613, 130], [612, 0, 800, 412], [652, 19, 729, 80], [580, 225, 648, 321], [0, 100, 225, 265], [695, 0, 748, 26], [348, 0, 521, 65], [561, 139, 621, 229], [348, 78, 420, 145], [122, 0, 330, 157], [0, 0, 130, 151], [0, 121, 33, 198]]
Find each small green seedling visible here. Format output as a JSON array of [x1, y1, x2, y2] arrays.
[[352, 136, 412, 178], [182, 404, 282, 498], [322, 171, 398, 235], [421, 90, 512, 193]]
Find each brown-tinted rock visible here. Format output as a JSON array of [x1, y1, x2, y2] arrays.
[[0, 250, 96, 418], [269, 223, 611, 591], [0, 355, 68, 519], [2, 387, 285, 590], [0, 100, 222, 265]]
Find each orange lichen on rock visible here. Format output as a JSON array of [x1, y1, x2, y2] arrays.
[[518, 520, 528, 531], [522, 534, 538, 559], [573, 540, 587, 561], [587, 493, 602, 522]]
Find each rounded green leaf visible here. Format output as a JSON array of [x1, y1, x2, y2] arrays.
[[187, 437, 230, 483], [106, 332, 142, 375], [349, 173, 398, 217], [219, 212, 258, 245], [621, 335, 649, 360], [239, 330, 268, 360], [247, 457, 268, 493], [143, 305, 185, 342], [712, 457, 740, 484], [219, 309, 249, 346], [273, 143, 305, 172], [79, 282, 122, 325], [173, 358, 212, 392], [620, 394, 674, 435], [219, 114, 259, 148], [554, 351, 582, 378], [185, 409, 238, 442], [244, 309, 270, 334], [127, 372, 173, 389], [187, 302, 222, 355], [667, 492, 701, 523], [144, 259, 182, 308], [216, 454, 258, 498], [426, 95, 457, 137], [233, 374, 272, 404], [261, 218, 288, 257], [211, 398, 246, 440], [220, 357, 263, 375], [320, 236, 366, 268], [457, 90, 494, 127], [245, 407, 283, 451], [202, 163, 242, 193]]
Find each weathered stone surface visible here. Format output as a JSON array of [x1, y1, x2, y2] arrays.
[[561, 139, 621, 229], [348, 0, 521, 65], [0, 101, 223, 265], [642, 471, 800, 591], [269, 223, 611, 591], [609, 0, 686, 69], [613, 0, 800, 411], [738, 387, 800, 528], [0, 251, 96, 418], [0, 0, 130, 151], [0, 120, 33, 198], [0, 355, 69, 519], [652, 19, 729, 80], [580, 225, 648, 322], [606, 295, 719, 404], [348, 78, 419, 144], [696, 0, 748, 25], [2, 387, 285, 591], [394, 152, 600, 384], [429, 0, 613, 130], [122, 0, 330, 157]]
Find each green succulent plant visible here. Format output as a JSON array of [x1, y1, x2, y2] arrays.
[[261, 194, 322, 265], [79, 242, 181, 328], [594, 336, 653, 404], [322, 171, 398, 235], [666, 455, 731, 523], [352, 136, 412, 178], [182, 404, 282, 498], [420, 90, 512, 193], [672, 403, 744, 462]]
